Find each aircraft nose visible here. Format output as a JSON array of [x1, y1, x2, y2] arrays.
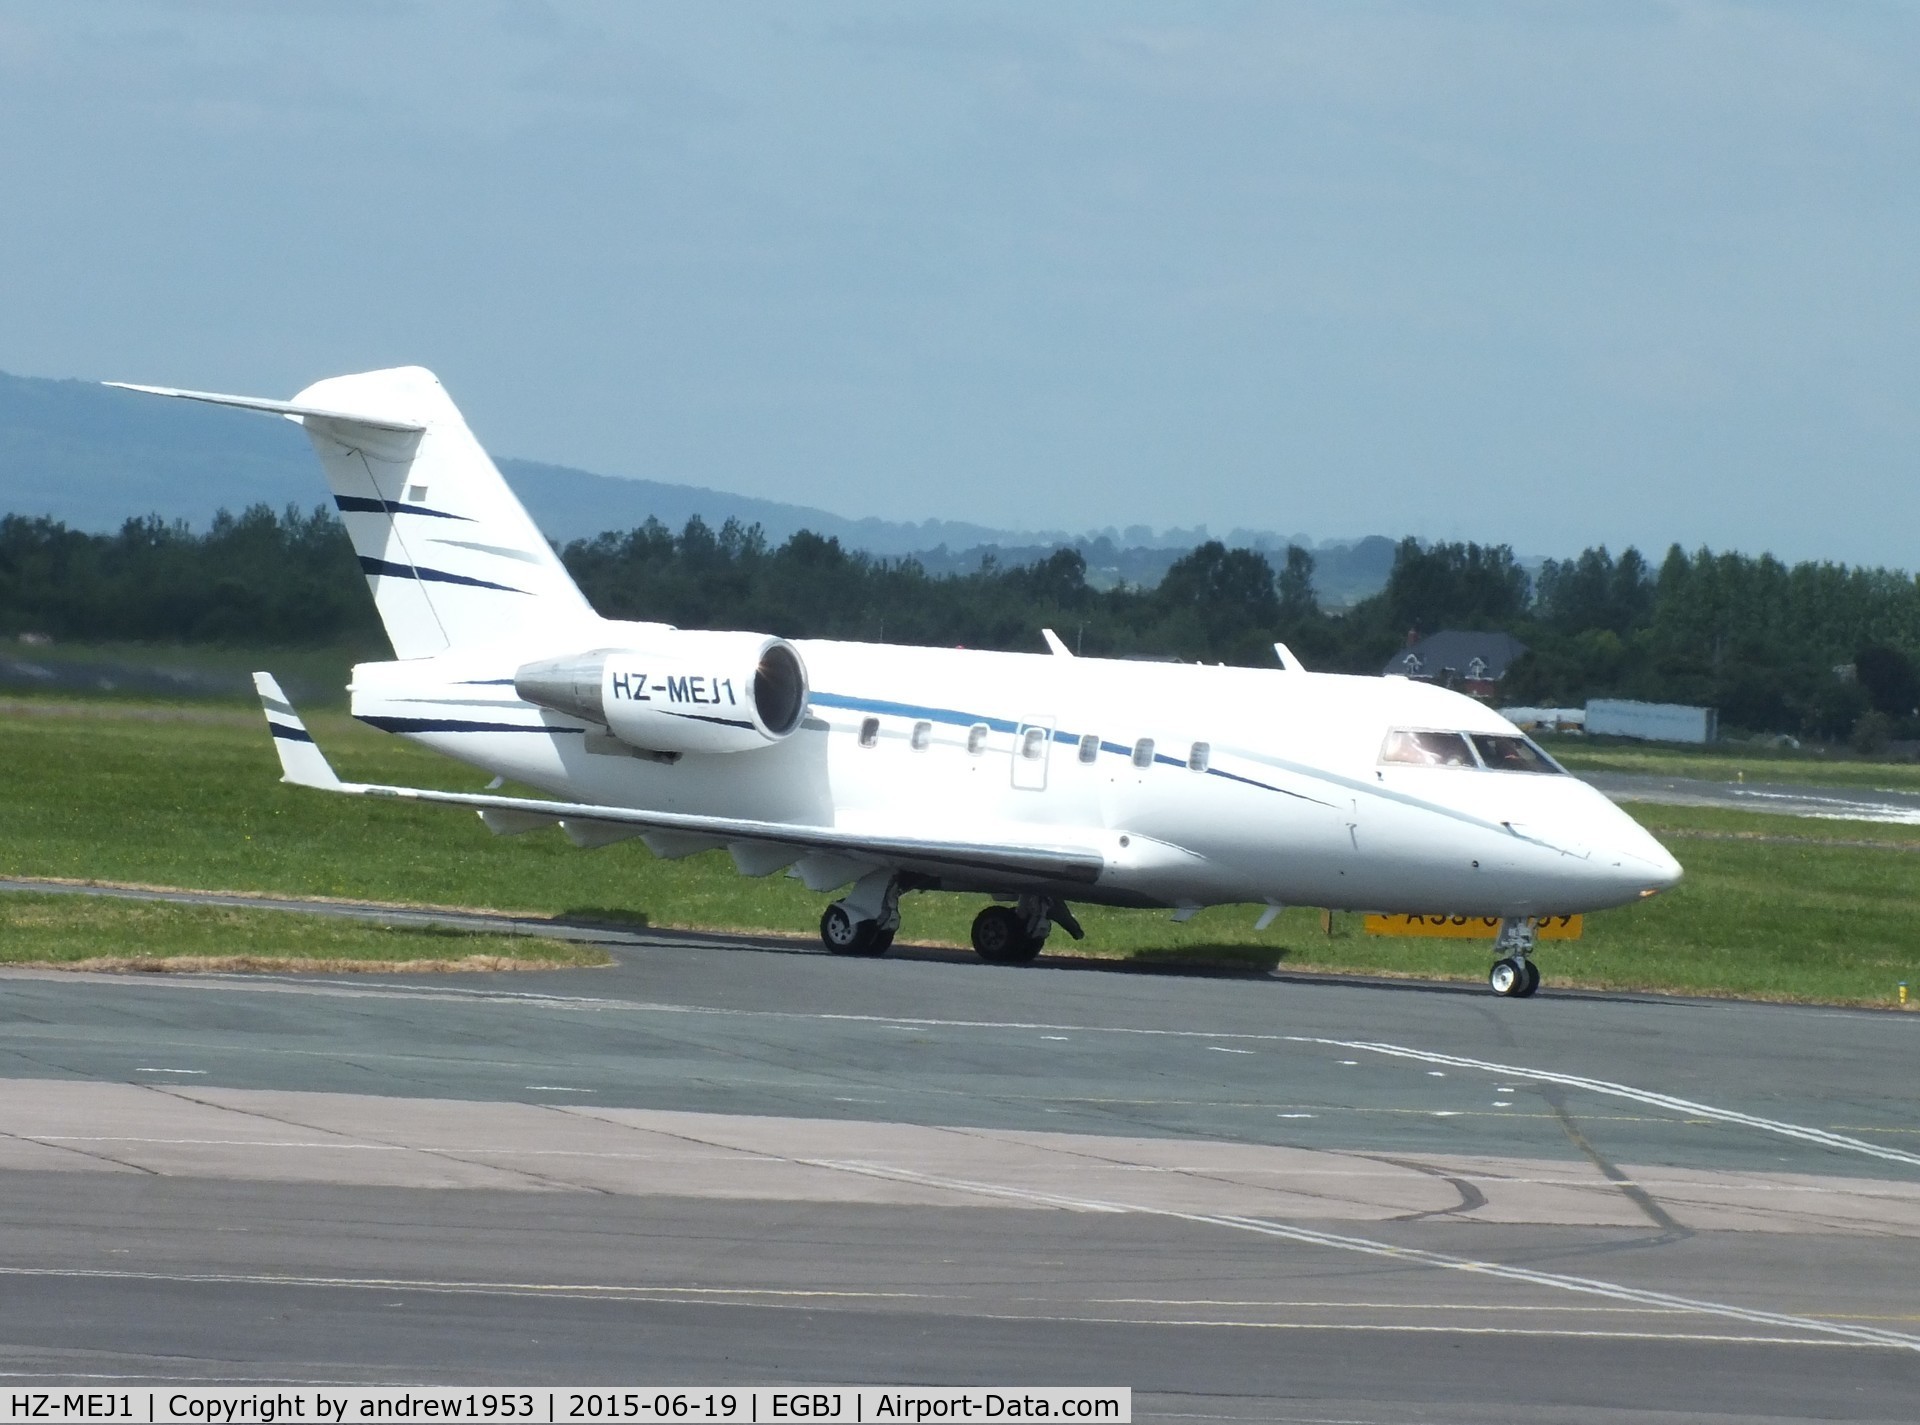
[[1606, 818, 1683, 897]]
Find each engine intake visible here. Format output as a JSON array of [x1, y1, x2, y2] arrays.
[[514, 632, 810, 755]]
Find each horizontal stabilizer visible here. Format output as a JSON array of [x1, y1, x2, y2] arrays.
[[104, 382, 427, 433]]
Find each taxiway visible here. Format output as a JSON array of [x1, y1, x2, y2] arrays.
[[1, 933, 1916, 1422]]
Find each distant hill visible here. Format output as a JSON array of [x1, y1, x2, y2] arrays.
[[0, 367, 1396, 600], [0, 369, 1028, 552], [499, 456, 1038, 554]]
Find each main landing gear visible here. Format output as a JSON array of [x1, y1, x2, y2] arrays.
[[819, 870, 901, 957], [814, 875, 1087, 967], [1488, 917, 1541, 998], [971, 895, 1083, 966]]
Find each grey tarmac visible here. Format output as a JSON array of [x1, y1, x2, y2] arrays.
[[1, 926, 1917, 1422], [1586, 769, 1920, 824]]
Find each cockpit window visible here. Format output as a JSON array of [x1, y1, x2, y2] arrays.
[[1380, 729, 1476, 768], [1469, 733, 1563, 774]]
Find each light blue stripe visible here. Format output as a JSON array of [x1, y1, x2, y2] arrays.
[[809, 690, 1322, 805]]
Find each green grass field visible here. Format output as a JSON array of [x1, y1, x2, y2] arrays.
[[1, 640, 372, 708], [1546, 736, 1920, 791], [2, 696, 1917, 1005], [0, 892, 605, 972]]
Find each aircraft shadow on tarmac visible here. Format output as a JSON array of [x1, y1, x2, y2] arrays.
[[566, 912, 1692, 1008]]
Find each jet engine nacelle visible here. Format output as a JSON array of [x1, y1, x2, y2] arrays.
[[513, 632, 809, 755]]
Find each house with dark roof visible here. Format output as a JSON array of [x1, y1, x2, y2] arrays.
[[1382, 629, 1529, 699]]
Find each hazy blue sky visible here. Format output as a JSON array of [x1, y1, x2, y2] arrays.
[[2, 1, 1916, 563]]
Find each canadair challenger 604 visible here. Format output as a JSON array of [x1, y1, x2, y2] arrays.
[[111, 367, 1680, 996]]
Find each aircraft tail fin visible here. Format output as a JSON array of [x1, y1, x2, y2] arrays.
[[252, 672, 344, 789], [111, 368, 598, 658]]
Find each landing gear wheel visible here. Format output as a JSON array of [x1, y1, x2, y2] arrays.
[[1489, 956, 1526, 996], [820, 904, 889, 957], [972, 905, 1042, 965], [1516, 960, 1541, 998]]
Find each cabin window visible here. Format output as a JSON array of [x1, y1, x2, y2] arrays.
[[1188, 741, 1211, 772], [967, 723, 989, 755], [1131, 737, 1155, 768], [858, 717, 880, 748], [1020, 727, 1047, 760], [405, 485, 429, 503], [910, 720, 932, 751], [1468, 733, 1563, 774], [1379, 729, 1475, 768], [1077, 733, 1099, 764]]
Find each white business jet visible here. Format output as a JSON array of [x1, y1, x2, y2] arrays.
[[111, 367, 1680, 996]]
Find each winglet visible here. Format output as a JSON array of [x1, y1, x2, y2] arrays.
[[1041, 628, 1074, 658], [252, 672, 343, 789]]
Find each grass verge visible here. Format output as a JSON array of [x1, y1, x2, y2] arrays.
[[0, 893, 608, 973], [1, 698, 1917, 1004], [1546, 737, 1920, 791]]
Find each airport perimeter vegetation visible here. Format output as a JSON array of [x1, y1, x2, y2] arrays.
[[4, 691, 1917, 1009], [14, 503, 1920, 745]]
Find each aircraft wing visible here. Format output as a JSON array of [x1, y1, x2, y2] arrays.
[[253, 673, 1106, 887]]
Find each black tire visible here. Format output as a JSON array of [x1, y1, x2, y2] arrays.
[[820, 904, 887, 957], [972, 906, 1042, 965], [1516, 960, 1542, 998], [1488, 957, 1523, 996]]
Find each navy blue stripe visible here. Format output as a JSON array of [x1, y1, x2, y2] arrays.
[[357, 556, 528, 595], [674, 713, 756, 729], [812, 690, 1324, 805], [359, 693, 1323, 807], [267, 723, 315, 743], [809, 691, 1020, 736], [359, 715, 583, 735], [1207, 764, 1300, 795], [334, 495, 471, 522]]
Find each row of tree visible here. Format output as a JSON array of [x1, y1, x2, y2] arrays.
[[5, 506, 1919, 741], [0, 506, 376, 646]]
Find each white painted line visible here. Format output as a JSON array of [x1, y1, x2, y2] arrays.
[[0, 1265, 928, 1301], [1276, 1113, 1316, 1119], [1091, 1297, 1689, 1312], [133, 1068, 206, 1075], [1209, 1046, 1255, 1055], [1290, 1037, 1920, 1171], [44, 982, 1918, 1175], [0, 1266, 1878, 1348], [524, 1086, 594, 1093], [803, 1160, 1920, 1353], [1427, 1070, 1446, 1077], [1042, 1036, 1070, 1041]]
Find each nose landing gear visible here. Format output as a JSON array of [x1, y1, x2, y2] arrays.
[[1488, 956, 1540, 997], [1488, 917, 1541, 998]]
